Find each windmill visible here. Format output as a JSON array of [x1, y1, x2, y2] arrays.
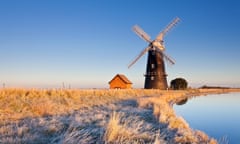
[[128, 17, 180, 89]]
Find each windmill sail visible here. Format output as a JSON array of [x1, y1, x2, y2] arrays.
[[132, 25, 151, 43], [155, 47, 175, 65], [156, 17, 180, 41], [128, 46, 151, 68]]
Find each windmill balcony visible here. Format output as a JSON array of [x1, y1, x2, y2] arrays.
[[144, 72, 167, 77]]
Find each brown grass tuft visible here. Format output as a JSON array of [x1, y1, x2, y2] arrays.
[[104, 111, 155, 143]]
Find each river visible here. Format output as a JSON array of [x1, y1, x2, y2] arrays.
[[174, 92, 240, 144]]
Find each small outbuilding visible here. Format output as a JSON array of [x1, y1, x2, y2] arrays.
[[109, 74, 132, 89]]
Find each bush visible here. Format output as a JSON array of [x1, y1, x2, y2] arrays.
[[170, 78, 188, 90]]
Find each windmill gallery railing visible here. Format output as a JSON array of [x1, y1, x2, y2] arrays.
[[144, 72, 167, 77]]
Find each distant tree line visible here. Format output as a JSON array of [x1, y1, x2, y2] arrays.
[[199, 85, 230, 89]]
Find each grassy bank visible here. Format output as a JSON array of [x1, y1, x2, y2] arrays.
[[0, 88, 168, 121], [0, 88, 239, 143]]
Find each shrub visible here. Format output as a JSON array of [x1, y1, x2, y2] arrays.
[[170, 78, 188, 90]]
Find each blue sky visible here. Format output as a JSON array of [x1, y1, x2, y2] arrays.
[[0, 0, 240, 88]]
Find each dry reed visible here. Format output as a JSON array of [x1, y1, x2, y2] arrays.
[[0, 88, 237, 143]]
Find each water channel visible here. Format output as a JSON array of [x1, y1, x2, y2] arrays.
[[174, 92, 240, 144]]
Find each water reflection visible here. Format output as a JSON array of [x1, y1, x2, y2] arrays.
[[176, 98, 188, 105], [174, 93, 240, 144]]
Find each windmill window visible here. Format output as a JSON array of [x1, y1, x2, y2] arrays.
[[151, 76, 154, 80], [151, 64, 155, 69]]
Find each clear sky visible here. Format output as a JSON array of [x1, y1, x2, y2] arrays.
[[0, 0, 240, 88]]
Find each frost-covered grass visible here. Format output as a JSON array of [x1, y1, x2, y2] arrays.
[[138, 94, 218, 144], [0, 88, 164, 143], [0, 88, 163, 120], [0, 88, 237, 143]]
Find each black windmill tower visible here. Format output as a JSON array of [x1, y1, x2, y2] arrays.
[[128, 17, 180, 89]]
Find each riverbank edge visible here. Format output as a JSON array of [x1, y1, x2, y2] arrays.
[[137, 88, 240, 143]]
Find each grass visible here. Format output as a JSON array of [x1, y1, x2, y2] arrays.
[[104, 111, 156, 143], [0, 88, 237, 143], [0, 88, 155, 121]]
